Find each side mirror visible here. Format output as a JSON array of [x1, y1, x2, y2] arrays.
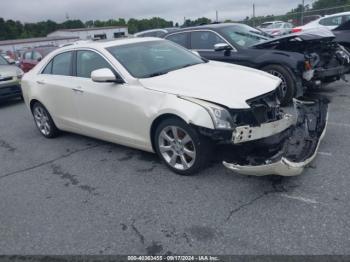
[[91, 68, 123, 83], [214, 43, 233, 52]]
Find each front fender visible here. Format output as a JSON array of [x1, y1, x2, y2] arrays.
[[151, 95, 215, 130]]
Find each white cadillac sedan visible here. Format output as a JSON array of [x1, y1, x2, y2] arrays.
[[21, 38, 328, 176]]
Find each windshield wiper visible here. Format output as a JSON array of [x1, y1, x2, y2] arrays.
[[180, 63, 196, 69], [145, 71, 169, 78]]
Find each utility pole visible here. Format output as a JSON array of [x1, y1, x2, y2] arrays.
[[216, 10, 219, 22], [301, 0, 305, 25], [252, 3, 256, 27]]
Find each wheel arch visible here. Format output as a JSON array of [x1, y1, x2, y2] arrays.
[[150, 113, 188, 152], [29, 99, 42, 112]]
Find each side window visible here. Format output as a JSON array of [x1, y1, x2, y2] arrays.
[[320, 16, 343, 26], [42, 60, 53, 74], [191, 31, 225, 50], [24, 52, 32, 60], [51, 52, 73, 76], [165, 33, 189, 48], [77, 50, 113, 78]]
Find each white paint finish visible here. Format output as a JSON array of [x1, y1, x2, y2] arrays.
[[140, 60, 281, 109], [21, 37, 297, 170]]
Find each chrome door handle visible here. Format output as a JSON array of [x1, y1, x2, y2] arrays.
[[36, 80, 45, 85], [72, 88, 84, 93]]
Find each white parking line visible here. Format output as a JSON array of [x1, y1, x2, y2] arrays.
[[280, 194, 318, 204], [318, 152, 333, 157], [328, 122, 350, 128]]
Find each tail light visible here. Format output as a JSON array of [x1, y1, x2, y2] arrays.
[[304, 61, 312, 71], [292, 28, 302, 33]]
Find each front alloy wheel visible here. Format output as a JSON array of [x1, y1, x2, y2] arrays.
[[158, 126, 196, 171], [32, 102, 59, 138], [155, 118, 211, 175]]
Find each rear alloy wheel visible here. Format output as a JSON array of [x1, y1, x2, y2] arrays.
[[155, 118, 211, 175], [32, 102, 59, 138], [262, 64, 296, 106]]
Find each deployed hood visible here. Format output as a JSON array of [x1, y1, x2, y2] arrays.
[[252, 27, 335, 49], [139, 61, 281, 109], [0, 65, 23, 78]]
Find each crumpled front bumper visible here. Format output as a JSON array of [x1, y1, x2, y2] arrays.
[[223, 98, 328, 176]]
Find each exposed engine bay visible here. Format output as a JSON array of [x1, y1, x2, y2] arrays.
[[198, 88, 328, 176]]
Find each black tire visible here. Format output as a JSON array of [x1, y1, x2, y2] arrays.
[[262, 64, 296, 106], [154, 117, 212, 176], [31, 102, 60, 138]]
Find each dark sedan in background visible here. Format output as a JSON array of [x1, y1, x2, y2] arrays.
[[333, 20, 350, 52], [163, 23, 350, 105]]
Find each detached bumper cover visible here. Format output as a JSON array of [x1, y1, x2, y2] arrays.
[[314, 65, 350, 78], [223, 98, 328, 176]]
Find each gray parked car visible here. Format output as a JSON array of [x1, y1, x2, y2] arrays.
[[0, 55, 23, 101], [259, 22, 293, 37]]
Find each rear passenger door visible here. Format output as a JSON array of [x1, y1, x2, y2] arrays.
[[37, 51, 80, 131]]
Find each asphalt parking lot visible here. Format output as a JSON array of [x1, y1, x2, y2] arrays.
[[0, 78, 349, 255]]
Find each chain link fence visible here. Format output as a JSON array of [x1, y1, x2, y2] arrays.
[[240, 4, 350, 27]]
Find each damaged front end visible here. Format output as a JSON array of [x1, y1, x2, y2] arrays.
[[222, 98, 328, 176], [253, 29, 350, 88]]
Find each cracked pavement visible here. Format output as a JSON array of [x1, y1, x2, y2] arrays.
[[0, 78, 349, 255]]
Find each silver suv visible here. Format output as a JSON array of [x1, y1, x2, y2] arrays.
[[0, 55, 23, 101]]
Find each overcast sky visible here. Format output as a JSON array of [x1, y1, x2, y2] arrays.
[[1, 0, 314, 24]]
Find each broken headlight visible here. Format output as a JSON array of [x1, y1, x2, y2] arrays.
[[205, 104, 233, 130], [180, 97, 233, 130]]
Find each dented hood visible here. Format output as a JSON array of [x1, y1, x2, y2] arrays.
[[139, 61, 281, 109], [252, 28, 335, 49]]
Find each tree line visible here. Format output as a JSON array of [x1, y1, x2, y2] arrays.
[[0, 17, 175, 40], [0, 0, 349, 41]]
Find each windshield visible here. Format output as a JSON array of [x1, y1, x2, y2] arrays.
[[107, 40, 205, 78], [218, 25, 269, 48], [0, 55, 9, 65]]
